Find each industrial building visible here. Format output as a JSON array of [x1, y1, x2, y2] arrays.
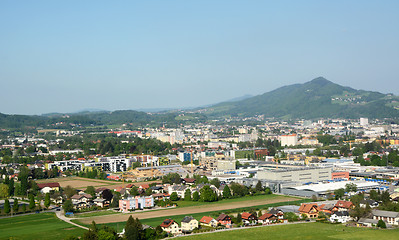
[[257, 167, 332, 183]]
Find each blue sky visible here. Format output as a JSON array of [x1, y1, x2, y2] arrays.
[[1, 1, 399, 115]]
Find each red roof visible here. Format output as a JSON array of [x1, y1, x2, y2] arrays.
[[140, 184, 150, 189], [241, 212, 255, 220], [37, 182, 60, 189], [160, 219, 175, 228], [258, 213, 275, 221], [299, 203, 319, 213], [200, 216, 214, 224], [335, 200, 353, 209]]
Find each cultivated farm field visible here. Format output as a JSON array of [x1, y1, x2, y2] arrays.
[[36, 176, 160, 190], [78, 194, 302, 225], [0, 213, 85, 240], [179, 222, 399, 240]]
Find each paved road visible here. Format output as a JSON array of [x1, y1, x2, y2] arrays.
[[55, 210, 89, 230]]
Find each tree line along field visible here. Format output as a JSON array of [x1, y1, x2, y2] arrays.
[[0, 213, 85, 240], [179, 222, 399, 240]]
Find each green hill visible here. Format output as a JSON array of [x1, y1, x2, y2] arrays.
[[202, 77, 399, 119]]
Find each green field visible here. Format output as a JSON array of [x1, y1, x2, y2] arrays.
[[179, 222, 399, 240], [0, 213, 85, 240]]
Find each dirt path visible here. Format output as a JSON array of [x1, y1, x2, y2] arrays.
[[79, 196, 299, 224]]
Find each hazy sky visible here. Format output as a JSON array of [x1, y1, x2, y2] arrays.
[[1, 1, 399, 115]]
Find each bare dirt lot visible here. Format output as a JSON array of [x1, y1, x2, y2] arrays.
[[79, 196, 299, 224], [37, 177, 160, 190]]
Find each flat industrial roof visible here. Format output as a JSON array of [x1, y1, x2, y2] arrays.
[[292, 180, 379, 193]]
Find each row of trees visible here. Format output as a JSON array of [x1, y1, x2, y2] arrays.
[[68, 217, 167, 240]]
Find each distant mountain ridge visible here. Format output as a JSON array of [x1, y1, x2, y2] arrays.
[[1, 77, 399, 130], [199, 77, 399, 119]]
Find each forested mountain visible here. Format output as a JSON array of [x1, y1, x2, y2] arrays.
[[200, 77, 399, 119], [0, 110, 206, 130]]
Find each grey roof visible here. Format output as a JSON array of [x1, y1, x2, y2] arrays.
[[372, 210, 399, 218], [181, 216, 196, 223], [358, 218, 379, 224], [278, 205, 300, 213]]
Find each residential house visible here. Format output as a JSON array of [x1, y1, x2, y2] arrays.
[[71, 194, 92, 204], [160, 219, 180, 235], [119, 196, 154, 212], [319, 203, 335, 215], [200, 216, 218, 227], [71, 193, 93, 209], [333, 200, 354, 212], [93, 198, 107, 208], [150, 185, 164, 194], [357, 218, 380, 227], [359, 199, 378, 208], [241, 212, 257, 225], [37, 182, 60, 194], [152, 193, 170, 201], [329, 211, 351, 223], [268, 208, 284, 220], [168, 184, 189, 198], [372, 210, 399, 226], [216, 214, 232, 228], [258, 213, 276, 224], [182, 178, 196, 185], [181, 216, 199, 233], [298, 203, 319, 218]]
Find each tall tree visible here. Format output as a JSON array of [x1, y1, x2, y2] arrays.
[[192, 191, 199, 201], [170, 192, 179, 201], [222, 185, 232, 199], [255, 181, 263, 192], [8, 178, 14, 196], [63, 199, 74, 213], [4, 199, 10, 214], [184, 189, 192, 201], [44, 193, 51, 209], [13, 198, 19, 212], [29, 194, 35, 210], [85, 186, 96, 197], [125, 216, 141, 240], [0, 184, 9, 198]]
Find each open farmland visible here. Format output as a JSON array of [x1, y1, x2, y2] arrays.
[[0, 213, 85, 240], [78, 195, 301, 224], [179, 222, 399, 240], [36, 176, 160, 190]]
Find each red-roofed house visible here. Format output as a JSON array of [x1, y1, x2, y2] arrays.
[[37, 182, 60, 193], [241, 212, 257, 225], [299, 203, 319, 218], [160, 219, 180, 234], [216, 214, 232, 228], [333, 200, 354, 212], [258, 213, 276, 224], [200, 216, 218, 227]]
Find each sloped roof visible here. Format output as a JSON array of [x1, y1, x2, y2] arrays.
[[299, 203, 319, 213], [216, 214, 231, 221], [335, 200, 353, 209], [37, 182, 60, 189], [241, 212, 255, 220], [181, 216, 196, 223], [200, 216, 215, 224], [160, 219, 175, 228], [258, 213, 275, 221]]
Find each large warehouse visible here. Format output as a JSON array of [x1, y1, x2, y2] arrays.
[[281, 180, 380, 198], [257, 167, 332, 183]]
